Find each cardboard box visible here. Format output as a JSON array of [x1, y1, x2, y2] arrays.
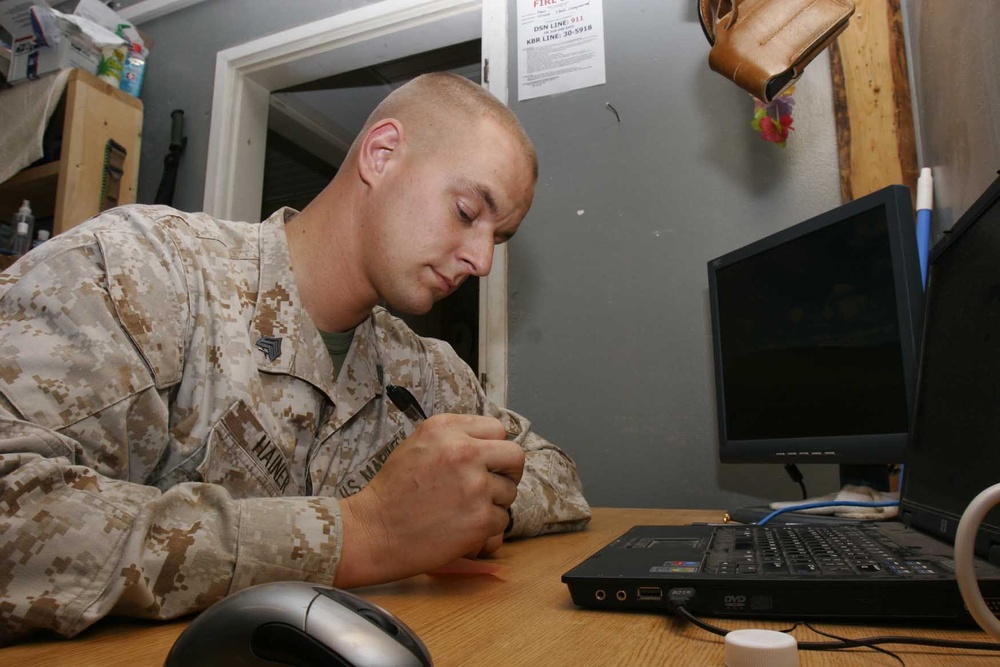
[[7, 31, 100, 83], [0, 1, 118, 84], [0, 43, 10, 83]]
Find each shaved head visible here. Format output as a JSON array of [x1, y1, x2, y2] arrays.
[[290, 72, 538, 331], [347, 72, 538, 180]]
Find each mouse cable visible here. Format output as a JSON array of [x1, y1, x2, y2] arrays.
[[671, 602, 1000, 656], [756, 500, 899, 525], [802, 622, 904, 665], [672, 607, 903, 665]]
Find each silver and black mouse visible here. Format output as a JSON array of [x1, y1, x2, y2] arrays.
[[164, 581, 432, 667]]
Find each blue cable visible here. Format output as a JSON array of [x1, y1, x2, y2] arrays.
[[756, 500, 900, 525]]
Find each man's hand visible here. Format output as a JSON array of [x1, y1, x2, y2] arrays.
[[465, 532, 505, 559], [334, 413, 523, 587]]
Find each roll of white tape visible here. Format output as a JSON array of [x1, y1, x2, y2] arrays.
[[724, 629, 798, 667]]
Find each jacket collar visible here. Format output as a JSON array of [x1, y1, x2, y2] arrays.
[[328, 317, 384, 430], [249, 209, 336, 400], [249, 209, 382, 419]]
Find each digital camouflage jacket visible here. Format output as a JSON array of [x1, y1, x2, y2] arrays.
[[0, 206, 590, 643]]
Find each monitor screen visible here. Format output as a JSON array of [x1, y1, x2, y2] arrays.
[[707, 185, 924, 464], [901, 174, 1000, 539]]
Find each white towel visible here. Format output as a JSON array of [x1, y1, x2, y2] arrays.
[[770, 484, 900, 520], [0, 68, 73, 186]]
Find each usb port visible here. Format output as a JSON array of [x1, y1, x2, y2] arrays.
[[637, 587, 663, 601]]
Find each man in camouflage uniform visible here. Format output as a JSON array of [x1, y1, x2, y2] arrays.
[[0, 72, 590, 643]]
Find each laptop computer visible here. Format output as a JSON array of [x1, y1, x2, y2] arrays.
[[562, 174, 1000, 624]]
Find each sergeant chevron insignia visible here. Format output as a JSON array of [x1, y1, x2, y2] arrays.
[[255, 336, 282, 361]]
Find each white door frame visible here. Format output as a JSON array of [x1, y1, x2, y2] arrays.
[[204, 0, 511, 406]]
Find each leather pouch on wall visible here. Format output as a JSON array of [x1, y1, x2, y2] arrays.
[[699, 0, 855, 102]]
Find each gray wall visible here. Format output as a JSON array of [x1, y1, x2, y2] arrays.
[[506, 1, 844, 509], [130, 1, 976, 510], [902, 0, 1000, 233]]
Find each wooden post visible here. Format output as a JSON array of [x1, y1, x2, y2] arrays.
[[829, 0, 918, 204]]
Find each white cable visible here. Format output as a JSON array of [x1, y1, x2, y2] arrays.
[[955, 482, 1000, 639]]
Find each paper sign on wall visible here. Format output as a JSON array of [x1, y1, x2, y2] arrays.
[[517, 0, 606, 102]]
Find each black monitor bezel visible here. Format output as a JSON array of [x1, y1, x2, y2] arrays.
[[899, 173, 1000, 551], [707, 185, 925, 464]]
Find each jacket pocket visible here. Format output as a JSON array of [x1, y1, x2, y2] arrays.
[[98, 227, 186, 388], [197, 400, 299, 499]]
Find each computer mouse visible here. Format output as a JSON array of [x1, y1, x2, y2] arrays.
[[164, 581, 432, 667]]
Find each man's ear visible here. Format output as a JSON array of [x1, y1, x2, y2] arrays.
[[357, 119, 402, 186]]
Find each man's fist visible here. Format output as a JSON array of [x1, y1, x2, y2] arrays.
[[335, 413, 524, 587]]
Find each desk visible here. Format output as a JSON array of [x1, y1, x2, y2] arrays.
[[3, 508, 998, 666]]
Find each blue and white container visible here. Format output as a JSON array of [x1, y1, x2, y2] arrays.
[[120, 43, 146, 98]]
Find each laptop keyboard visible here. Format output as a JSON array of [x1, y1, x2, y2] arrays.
[[710, 525, 941, 577]]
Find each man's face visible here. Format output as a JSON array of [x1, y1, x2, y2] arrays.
[[364, 118, 535, 315]]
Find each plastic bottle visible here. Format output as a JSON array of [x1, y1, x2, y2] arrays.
[[11, 222, 30, 257], [120, 43, 146, 98], [11, 200, 34, 255]]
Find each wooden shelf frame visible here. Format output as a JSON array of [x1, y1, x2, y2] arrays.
[[0, 68, 143, 234]]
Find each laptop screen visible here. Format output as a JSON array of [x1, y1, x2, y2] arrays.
[[902, 175, 1000, 550]]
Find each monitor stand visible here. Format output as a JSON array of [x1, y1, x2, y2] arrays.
[[838, 464, 892, 492]]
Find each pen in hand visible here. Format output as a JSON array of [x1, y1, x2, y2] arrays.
[[387, 384, 519, 440], [386, 384, 427, 423], [385, 383, 516, 535]]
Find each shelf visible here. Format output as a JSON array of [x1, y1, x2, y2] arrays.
[[0, 161, 60, 224], [0, 68, 143, 234], [54, 69, 143, 234]]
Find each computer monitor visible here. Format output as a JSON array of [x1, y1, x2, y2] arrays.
[[707, 185, 924, 467]]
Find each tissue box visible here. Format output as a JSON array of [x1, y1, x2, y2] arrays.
[[7, 31, 101, 83], [0, 1, 107, 84]]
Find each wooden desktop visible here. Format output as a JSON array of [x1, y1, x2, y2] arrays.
[[2, 508, 997, 666]]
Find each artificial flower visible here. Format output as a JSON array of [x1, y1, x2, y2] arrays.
[[750, 87, 796, 147]]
